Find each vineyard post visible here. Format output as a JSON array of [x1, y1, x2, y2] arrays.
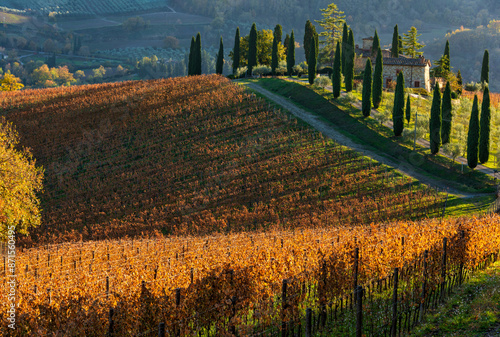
[[306, 308, 312, 337], [108, 308, 114, 337], [353, 248, 359, 303], [459, 231, 465, 285], [106, 276, 109, 298], [419, 250, 428, 321], [391, 268, 398, 337], [229, 269, 236, 335], [175, 288, 181, 337], [158, 322, 165, 337], [441, 193, 448, 218], [282, 279, 288, 337], [441, 238, 447, 301], [355, 286, 363, 337]]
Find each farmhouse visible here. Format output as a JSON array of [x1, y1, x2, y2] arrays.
[[356, 37, 432, 92]]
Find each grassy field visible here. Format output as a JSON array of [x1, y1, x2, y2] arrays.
[[0, 11, 29, 24], [411, 261, 500, 336]]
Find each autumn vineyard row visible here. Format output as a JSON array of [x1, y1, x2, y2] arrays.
[[3, 75, 442, 248], [1, 214, 499, 335]]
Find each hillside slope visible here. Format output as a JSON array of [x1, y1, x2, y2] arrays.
[[1, 75, 439, 247]]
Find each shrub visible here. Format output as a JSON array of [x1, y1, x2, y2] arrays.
[[314, 76, 331, 89], [292, 65, 304, 76], [252, 65, 272, 76], [340, 92, 358, 105], [235, 66, 248, 79], [464, 81, 482, 92], [318, 66, 333, 75]]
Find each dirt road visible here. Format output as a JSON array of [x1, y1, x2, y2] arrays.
[[244, 82, 491, 198]]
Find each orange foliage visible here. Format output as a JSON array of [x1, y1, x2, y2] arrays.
[[2, 215, 499, 335], [3, 75, 439, 248], [463, 90, 500, 107]]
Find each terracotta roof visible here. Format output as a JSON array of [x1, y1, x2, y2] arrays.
[[383, 56, 430, 67], [362, 36, 374, 40]]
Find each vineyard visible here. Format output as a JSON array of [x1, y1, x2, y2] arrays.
[[2, 215, 500, 335], [463, 90, 500, 108], [1, 75, 441, 248], [3, 0, 167, 16]]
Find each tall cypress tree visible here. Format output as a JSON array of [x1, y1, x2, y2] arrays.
[[457, 69, 463, 95], [372, 30, 380, 57], [441, 81, 452, 145], [344, 29, 354, 92], [443, 40, 451, 73], [393, 71, 405, 136], [479, 85, 491, 163], [194, 33, 202, 75], [481, 49, 489, 85], [304, 20, 317, 65], [248, 23, 257, 76], [188, 36, 195, 75], [216, 37, 224, 75], [332, 41, 342, 99], [429, 84, 442, 155], [287, 30, 295, 76], [391, 25, 399, 57], [232, 27, 240, 74], [341, 22, 348, 78], [362, 58, 372, 117], [405, 95, 411, 125], [271, 24, 282, 76], [467, 95, 480, 169], [372, 47, 383, 108], [308, 35, 317, 85]]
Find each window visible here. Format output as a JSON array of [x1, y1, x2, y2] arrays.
[[414, 81, 420, 88]]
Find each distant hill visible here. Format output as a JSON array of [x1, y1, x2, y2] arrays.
[[425, 25, 500, 92], [2, 0, 168, 16]]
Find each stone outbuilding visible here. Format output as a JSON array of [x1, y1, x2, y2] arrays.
[[356, 37, 432, 92]]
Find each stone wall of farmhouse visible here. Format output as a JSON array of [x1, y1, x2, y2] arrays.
[[382, 64, 431, 91]]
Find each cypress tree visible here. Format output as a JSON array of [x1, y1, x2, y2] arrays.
[[443, 40, 451, 73], [284, 34, 290, 53], [457, 70, 463, 95], [233, 27, 240, 74], [372, 47, 383, 108], [304, 20, 317, 65], [344, 29, 354, 92], [271, 24, 282, 76], [441, 81, 452, 145], [391, 25, 399, 57], [429, 84, 442, 155], [287, 30, 295, 77], [332, 41, 342, 99], [362, 58, 372, 117], [341, 22, 348, 77], [188, 36, 195, 75], [479, 85, 491, 163], [392, 71, 405, 136], [467, 95, 480, 169], [405, 95, 411, 125], [216, 37, 224, 75], [194, 33, 202, 75], [248, 23, 257, 76], [274, 24, 283, 43], [308, 35, 317, 85], [372, 30, 380, 57], [481, 49, 489, 85]]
